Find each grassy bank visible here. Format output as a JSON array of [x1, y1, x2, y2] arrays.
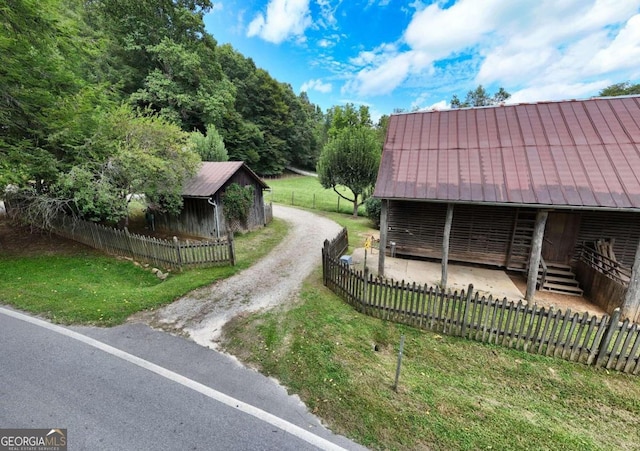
[[222, 214, 640, 451], [223, 266, 640, 451], [0, 219, 288, 326]]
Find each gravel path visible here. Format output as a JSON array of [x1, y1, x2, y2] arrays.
[[134, 205, 342, 350]]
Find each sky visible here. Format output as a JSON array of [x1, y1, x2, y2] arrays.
[[204, 0, 640, 121]]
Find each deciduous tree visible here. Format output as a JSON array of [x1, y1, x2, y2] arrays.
[[450, 85, 510, 108], [599, 82, 640, 96], [54, 105, 200, 223], [317, 127, 381, 217]]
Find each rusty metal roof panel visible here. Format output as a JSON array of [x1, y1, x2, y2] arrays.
[[374, 96, 640, 210], [182, 161, 267, 198]]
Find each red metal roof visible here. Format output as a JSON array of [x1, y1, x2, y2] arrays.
[[374, 96, 640, 210], [182, 161, 268, 198]]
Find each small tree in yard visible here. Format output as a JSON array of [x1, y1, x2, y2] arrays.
[[222, 183, 254, 232], [317, 127, 381, 217]]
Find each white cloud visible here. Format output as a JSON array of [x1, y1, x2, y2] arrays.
[[247, 0, 312, 44], [341, 0, 640, 102], [588, 14, 640, 73], [317, 33, 341, 48], [508, 81, 609, 104], [344, 52, 413, 96], [301, 79, 333, 93], [211, 2, 223, 13], [316, 0, 342, 29]]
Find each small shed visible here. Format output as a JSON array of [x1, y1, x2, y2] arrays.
[[374, 96, 640, 322], [154, 161, 269, 238]]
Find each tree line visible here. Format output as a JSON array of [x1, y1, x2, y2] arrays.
[[2, 1, 635, 225], [1, 0, 387, 224]]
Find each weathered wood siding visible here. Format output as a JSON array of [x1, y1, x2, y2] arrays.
[[575, 260, 628, 316], [387, 201, 516, 267], [155, 167, 266, 239], [155, 197, 220, 239], [574, 211, 640, 268], [387, 202, 640, 271]]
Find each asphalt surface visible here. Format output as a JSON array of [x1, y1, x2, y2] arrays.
[[0, 307, 366, 450]]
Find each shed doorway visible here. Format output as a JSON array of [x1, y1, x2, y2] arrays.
[[542, 212, 580, 264]]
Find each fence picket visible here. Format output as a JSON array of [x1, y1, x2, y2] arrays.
[[50, 215, 233, 270], [607, 319, 629, 370], [562, 312, 581, 359], [615, 323, 636, 372], [569, 313, 590, 362], [623, 326, 640, 373], [320, 232, 640, 375]]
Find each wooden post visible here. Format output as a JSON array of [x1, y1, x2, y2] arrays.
[[227, 231, 236, 266], [525, 210, 548, 301], [173, 236, 182, 271], [363, 266, 369, 312], [378, 199, 389, 276], [392, 335, 405, 392], [622, 238, 640, 323], [460, 284, 474, 338], [322, 240, 330, 286], [441, 203, 454, 289], [596, 308, 621, 367], [124, 227, 134, 258]]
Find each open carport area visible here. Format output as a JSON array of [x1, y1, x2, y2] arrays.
[[350, 247, 606, 317]]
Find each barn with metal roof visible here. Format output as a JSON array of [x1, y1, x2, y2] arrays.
[[374, 96, 640, 322], [154, 161, 269, 238]]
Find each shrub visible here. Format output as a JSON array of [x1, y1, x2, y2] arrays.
[[222, 183, 254, 232], [364, 197, 381, 228]]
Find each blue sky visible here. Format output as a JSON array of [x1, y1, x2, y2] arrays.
[[204, 0, 640, 121]]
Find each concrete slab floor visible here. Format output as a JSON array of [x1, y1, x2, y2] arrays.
[[350, 248, 606, 317]]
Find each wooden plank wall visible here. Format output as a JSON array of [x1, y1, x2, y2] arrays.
[[576, 211, 640, 267], [155, 167, 267, 239], [387, 201, 516, 266]]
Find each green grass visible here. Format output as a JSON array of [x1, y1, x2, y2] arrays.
[[223, 266, 640, 451], [265, 174, 367, 216], [0, 218, 288, 326], [222, 213, 640, 451]]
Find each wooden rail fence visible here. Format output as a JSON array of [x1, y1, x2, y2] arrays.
[[322, 229, 640, 375], [53, 216, 234, 271]]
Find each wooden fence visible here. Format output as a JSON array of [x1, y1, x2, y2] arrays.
[[53, 216, 234, 271], [322, 229, 640, 375]]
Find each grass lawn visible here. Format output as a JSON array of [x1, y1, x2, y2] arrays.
[[0, 218, 288, 326], [223, 270, 640, 451], [265, 174, 367, 216], [221, 213, 640, 451], [4, 196, 639, 450]]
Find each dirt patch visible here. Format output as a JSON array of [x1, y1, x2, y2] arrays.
[[0, 216, 98, 257], [508, 274, 606, 316]]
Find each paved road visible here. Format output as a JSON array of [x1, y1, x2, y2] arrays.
[[0, 307, 366, 450]]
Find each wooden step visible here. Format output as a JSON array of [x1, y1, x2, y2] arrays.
[[545, 262, 572, 271], [540, 282, 584, 296], [539, 275, 579, 285], [547, 268, 576, 277]]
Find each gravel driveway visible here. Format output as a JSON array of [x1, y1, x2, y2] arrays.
[[135, 205, 342, 350]]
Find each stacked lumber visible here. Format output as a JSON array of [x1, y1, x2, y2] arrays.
[[595, 239, 620, 278]]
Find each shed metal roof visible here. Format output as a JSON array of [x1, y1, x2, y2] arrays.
[[374, 96, 640, 211], [182, 161, 268, 198]]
